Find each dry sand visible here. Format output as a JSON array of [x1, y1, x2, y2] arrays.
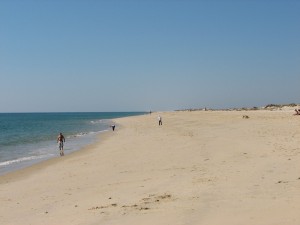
[[1, 110, 300, 225]]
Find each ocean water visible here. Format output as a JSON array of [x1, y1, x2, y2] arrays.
[[0, 112, 145, 175]]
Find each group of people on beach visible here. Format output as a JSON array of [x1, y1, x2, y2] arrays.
[[56, 123, 117, 157], [56, 114, 164, 157], [294, 109, 300, 115]]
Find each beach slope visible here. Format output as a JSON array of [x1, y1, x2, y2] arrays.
[[1, 110, 300, 225]]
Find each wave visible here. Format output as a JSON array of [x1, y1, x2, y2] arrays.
[[67, 130, 109, 139], [0, 154, 52, 167], [71, 132, 88, 138], [90, 119, 103, 124]]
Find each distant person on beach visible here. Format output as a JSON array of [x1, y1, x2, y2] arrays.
[[294, 109, 299, 115], [158, 115, 162, 126], [57, 133, 65, 156], [110, 125, 116, 131]]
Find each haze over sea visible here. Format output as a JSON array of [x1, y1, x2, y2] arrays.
[[0, 112, 145, 175]]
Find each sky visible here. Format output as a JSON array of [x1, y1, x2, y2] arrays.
[[0, 0, 299, 112]]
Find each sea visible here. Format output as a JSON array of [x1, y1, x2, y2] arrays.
[[0, 112, 145, 175]]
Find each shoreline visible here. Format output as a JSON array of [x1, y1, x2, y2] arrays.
[[0, 130, 109, 176], [0, 112, 146, 176], [0, 127, 113, 183], [1, 110, 300, 224], [0, 112, 146, 179]]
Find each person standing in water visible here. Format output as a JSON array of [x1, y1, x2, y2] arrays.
[[57, 133, 65, 156]]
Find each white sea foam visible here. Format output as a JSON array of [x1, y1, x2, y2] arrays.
[[90, 119, 103, 124], [0, 155, 51, 167], [67, 130, 109, 139], [72, 132, 88, 138]]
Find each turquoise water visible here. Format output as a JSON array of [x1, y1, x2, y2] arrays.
[[0, 112, 145, 175]]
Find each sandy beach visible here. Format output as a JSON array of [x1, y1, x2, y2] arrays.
[[1, 110, 300, 225]]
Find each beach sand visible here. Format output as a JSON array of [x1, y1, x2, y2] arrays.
[[1, 110, 300, 225]]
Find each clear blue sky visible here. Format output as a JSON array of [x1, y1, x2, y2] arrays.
[[0, 0, 299, 112]]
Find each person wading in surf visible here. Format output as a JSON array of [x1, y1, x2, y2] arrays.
[[57, 133, 65, 156]]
